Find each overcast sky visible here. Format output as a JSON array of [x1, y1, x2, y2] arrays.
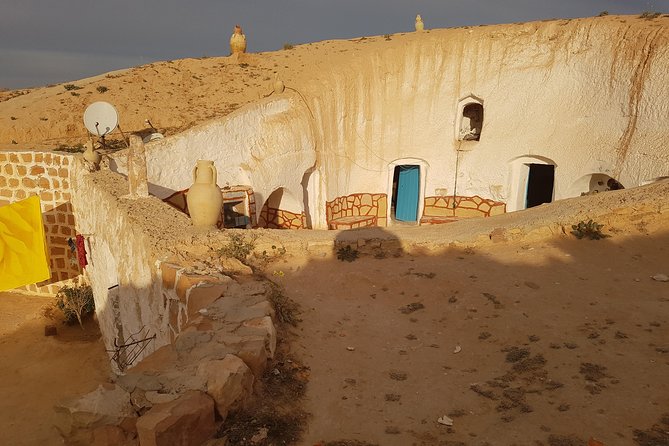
[[1, 0, 667, 89]]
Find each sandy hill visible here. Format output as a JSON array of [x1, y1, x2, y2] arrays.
[[1, 13, 668, 151]]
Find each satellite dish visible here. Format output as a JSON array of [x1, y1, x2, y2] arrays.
[[83, 101, 118, 137]]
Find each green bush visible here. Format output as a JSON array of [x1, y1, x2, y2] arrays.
[[96, 85, 108, 93], [56, 281, 95, 328], [571, 220, 608, 240], [337, 245, 359, 262], [63, 84, 82, 91], [218, 232, 257, 262]]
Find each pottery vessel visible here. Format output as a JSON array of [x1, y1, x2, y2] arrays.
[[230, 25, 247, 54], [186, 160, 222, 228], [415, 15, 424, 32], [83, 140, 101, 165]]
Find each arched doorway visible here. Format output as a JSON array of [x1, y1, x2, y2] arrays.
[[508, 156, 557, 211], [257, 188, 305, 229]]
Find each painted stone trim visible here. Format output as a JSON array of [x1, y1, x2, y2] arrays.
[[420, 195, 506, 225], [0, 151, 79, 295], [326, 193, 388, 230], [257, 205, 305, 229], [163, 185, 256, 229]]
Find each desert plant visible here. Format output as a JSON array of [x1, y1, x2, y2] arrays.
[[96, 85, 108, 93], [571, 220, 608, 240], [63, 84, 82, 91], [598, 11, 609, 16], [283, 43, 294, 50], [70, 92, 80, 96], [55, 280, 95, 328], [10, 116, 16, 120], [337, 245, 359, 262], [218, 232, 257, 262], [55, 143, 85, 153], [640, 11, 662, 19], [267, 284, 301, 326]]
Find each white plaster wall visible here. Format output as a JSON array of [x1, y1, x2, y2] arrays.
[[71, 162, 171, 370], [301, 19, 669, 220], [113, 19, 669, 228], [111, 96, 317, 222]]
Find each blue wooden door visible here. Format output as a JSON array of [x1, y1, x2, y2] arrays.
[[395, 165, 420, 221]]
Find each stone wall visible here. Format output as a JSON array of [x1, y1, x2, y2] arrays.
[[70, 166, 193, 370], [421, 195, 506, 225], [326, 193, 387, 229], [257, 206, 305, 229], [0, 150, 79, 295]]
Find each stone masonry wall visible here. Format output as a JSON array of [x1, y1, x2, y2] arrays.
[[326, 193, 388, 229], [257, 205, 305, 229], [0, 150, 79, 295], [421, 195, 506, 225]]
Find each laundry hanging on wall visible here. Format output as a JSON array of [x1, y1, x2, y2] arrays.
[[0, 196, 51, 291]]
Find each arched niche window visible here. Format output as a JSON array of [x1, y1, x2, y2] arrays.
[[456, 95, 484, 143]]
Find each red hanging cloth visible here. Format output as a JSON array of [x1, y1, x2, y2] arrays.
[[75, 234, 88, 269]]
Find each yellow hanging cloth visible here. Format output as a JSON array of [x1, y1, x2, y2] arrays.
[[0, 195, 51, 291]]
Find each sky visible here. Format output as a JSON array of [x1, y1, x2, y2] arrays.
[[1, 0, 667, 89]]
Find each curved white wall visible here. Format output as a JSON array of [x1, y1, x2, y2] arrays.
[[300, 19, 669, 220], [113, 19, 669, 228], [111, 96, 317, 220]]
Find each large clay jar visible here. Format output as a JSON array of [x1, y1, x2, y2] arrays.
[[186, 160, 222, 228], [415, 15, 425, 32], [83, 140, 101, 165], [230, 25, 247, 54]]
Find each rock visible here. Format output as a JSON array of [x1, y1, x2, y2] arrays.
[[145, 391, 180, 405], [55, 384, 136, 435], [197, 355, 254, 419], [437, 415, 454, 426], [651, 273, 669, 282], [92, 424, 137, 446], [219, 257, 253, 275], [116, 372, 162, 393], [136, 391, 216, 446], [489, 228, 508, 243], [187, 283, 229, 318], [241, 316, 277, 358], [251, 427, 269, 443], [175, 330, 213, 353]]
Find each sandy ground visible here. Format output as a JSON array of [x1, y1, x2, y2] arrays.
[[267, 227, 669, 445], [0, 293, 110, 446]]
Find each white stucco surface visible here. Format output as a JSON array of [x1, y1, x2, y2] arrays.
[[111, 19, 669, 228]]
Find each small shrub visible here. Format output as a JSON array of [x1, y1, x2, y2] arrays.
[[598, 11, 609, 16], [218, 232, 257, 262], [267, 284, 300, 326], [571, 220, 608, 240], [70, 92, 80, 96], [56, 280, 95, 328], [282, 43, 294, 50], [640, 11, 661, 19], [384, 34, 392, 41], [337, 245, 359, 262], [55, 143, 84, 153], [39, 117, 48, 121], [238, 63, 249, 68], [63, 84, 82, 91], [10, 116, 16, 120], [96, 85, 108, 93]]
